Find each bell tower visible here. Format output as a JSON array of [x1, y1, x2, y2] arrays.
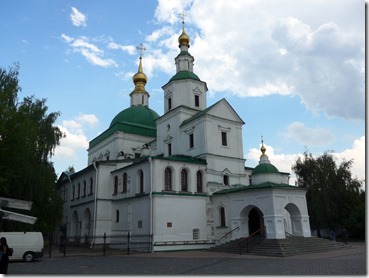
[[162, 13, 208, 114]]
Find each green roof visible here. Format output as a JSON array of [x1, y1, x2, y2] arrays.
[[252, 163, 279, 175], [213, 182, 300, 195], [169, 71, 201, 82], [153, 154, 207, 165], [110, 105, 159, 128], [89, 106, 159, 149], [176, 50, 193, 57]]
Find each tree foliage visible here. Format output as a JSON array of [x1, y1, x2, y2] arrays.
[[292, 151, 364, 239], [0, 64, 64, 234]]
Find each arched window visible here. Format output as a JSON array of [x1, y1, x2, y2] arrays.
[[181, 169, 188, 192], [196, 171, 203, 193], [164, 168, 172, 191], [116, 209, 119, 223], [89, 177, 93, 195], [122, 173, 128, 193], [220, 207, 226, 227], [113, 176, 118, 195], [223, 175, 229, 186], [83, 180, 87, 196], [139, 170, 144, 193]]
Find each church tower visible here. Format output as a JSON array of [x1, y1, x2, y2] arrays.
[[161, 14, 208, 113]]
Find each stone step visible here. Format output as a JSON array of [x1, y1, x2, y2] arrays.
[[209, 236, 350, 257]]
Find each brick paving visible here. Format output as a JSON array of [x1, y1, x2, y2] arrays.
[[9, 241, 366, 275]]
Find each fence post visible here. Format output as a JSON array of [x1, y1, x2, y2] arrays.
[[103, 233, 106, 256], [48, 233, 52, 258], [127, 232, 130, 255]]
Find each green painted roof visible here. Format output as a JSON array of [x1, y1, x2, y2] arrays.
[[110, 105, 159, 128], [169, 71, 201, 82], [153, 154, 207, 165], [252, 163, 279, 175], [89, 106, 159, 149], [213, 182, 300, 195], [176, 50, 193, 57]]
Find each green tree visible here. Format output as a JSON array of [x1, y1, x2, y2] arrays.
[[0, 64, 64, 234], [292, 151, 364, 239]]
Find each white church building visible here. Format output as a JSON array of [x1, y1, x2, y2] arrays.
[[56, 22, 311, 251]]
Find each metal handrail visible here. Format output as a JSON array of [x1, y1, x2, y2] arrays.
[[218, 226, 240, 241], [238, 227, 265, 254]]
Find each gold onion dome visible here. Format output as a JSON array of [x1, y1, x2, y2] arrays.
[[178, 29, 190, 46], [132, 57, 147, 93], [260, 140, 266, 156]]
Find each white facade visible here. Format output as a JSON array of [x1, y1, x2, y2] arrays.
[[56, 24, 311, 251]]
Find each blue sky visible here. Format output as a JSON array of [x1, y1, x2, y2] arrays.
[[1, 0, 365, 185]]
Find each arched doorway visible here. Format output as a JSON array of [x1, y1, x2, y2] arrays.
[[249, 207, 262, 235], [70, 211, 79, 239], [82, 208, 92, 243], [284, 203, 303, 236], [240, 206, 264, 236]]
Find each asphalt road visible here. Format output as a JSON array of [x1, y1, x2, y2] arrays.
[[8, 242, 366, 275]]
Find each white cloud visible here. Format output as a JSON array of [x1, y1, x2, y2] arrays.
[[332, 136, 365, 182], [108, 42, 137, 55], [70, 7, 87, 27], [150, 0, 364, 120], [54, 125, 88, 160], [60, 34, 118, 68], [56, 114, 98, 155], [76, 114, 99, 126], [284, 121, 335, 147]]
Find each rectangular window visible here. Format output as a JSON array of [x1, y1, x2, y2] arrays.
[[189, 133, 194, 148], [193, 228, 200, 240], [168, 98, 172, 110], [194, 95, 200, 107], [168, 143, 172, 156], [167, 222, 172, 228], [138, 220, 143, 229], [221, 131, 228, 146]]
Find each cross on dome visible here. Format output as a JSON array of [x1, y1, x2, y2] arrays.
[[178, 11, 190, 47], [260, 135, 266, 155], [136, 43, 147, 59], [179, 11, 187, 26]]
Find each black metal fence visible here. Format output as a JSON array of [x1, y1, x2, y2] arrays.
[[54, 233, 152, 257]]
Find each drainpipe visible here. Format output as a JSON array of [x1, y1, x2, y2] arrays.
[[148, 157, 154, 252], [66, 173, 73, 238], [91, 162, 98, 248]]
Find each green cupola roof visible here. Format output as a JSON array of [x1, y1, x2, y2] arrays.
[[252, 163, 279, 175], [110, 105, 159, 129]]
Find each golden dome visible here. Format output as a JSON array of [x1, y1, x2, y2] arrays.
[[260, 138, 266, 155], [132, 57, 147, 93], [178, 30, 190, 46]]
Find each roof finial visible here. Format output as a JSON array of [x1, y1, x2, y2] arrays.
[[132, 43, 148, 93], [180, 11, 187, 30], [178, 11, 190, 47], [136, 43, 147, 60], [260, 135, 266, 155]]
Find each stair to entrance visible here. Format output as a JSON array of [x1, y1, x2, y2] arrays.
[[209, 236, 349, 257]]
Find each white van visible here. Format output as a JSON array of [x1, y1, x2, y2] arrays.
[[0, 232, 44, 262]]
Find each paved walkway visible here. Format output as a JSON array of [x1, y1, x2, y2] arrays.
[[10, 242, 366, 275]]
